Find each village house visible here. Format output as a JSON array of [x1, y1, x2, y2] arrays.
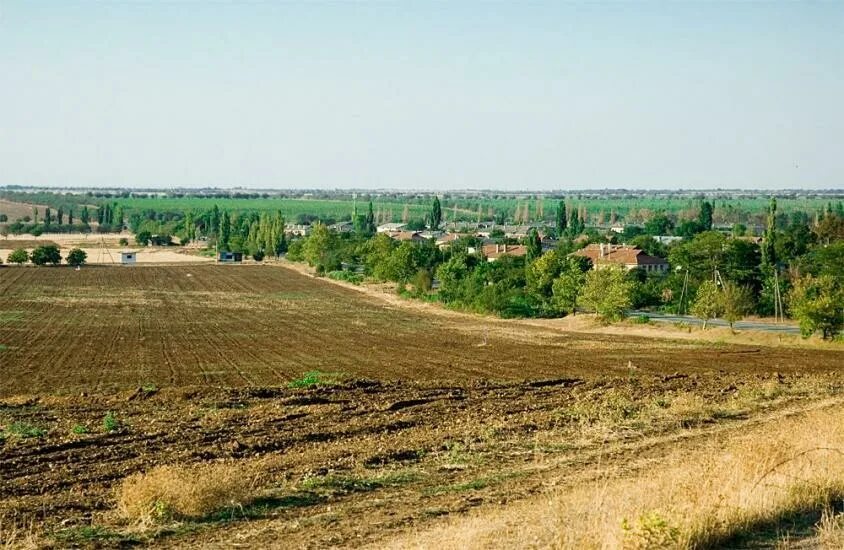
[[572, 243, 669, 272], [482, 243, 528, 262], [389, 231, 427, 242], [377, 222, 407, 233]]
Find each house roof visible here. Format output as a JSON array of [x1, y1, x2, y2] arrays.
[[482, 243, 528, 259], [572, 244, 667, 266], [389, 231, 425, 242]]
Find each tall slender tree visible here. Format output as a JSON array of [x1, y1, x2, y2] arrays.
[[430, 196, 442, 230], [555, 200, 567, 237]]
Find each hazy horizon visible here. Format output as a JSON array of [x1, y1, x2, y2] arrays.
[[1, 2, 842, 191]]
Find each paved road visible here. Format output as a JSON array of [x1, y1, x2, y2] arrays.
[[627, 311, 801, 334]]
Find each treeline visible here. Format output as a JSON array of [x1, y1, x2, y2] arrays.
[[285, 199, 844, 339], [131, 205, 288, 258]]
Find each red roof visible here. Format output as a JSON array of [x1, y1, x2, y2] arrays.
[[572, 244, 667, 267], [482, 243, 527, 259]]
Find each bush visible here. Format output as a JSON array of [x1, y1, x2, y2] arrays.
[[327, 270, 363, 285], [30, 245, 61, 266], [116, 462, 257, 524], [252, 250, 265, 262], [118, 238, 129, 246]]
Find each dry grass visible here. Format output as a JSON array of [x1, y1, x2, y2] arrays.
[[0, 519, 39, 549], [384, 406, 844, 549], [816, 507, 844, 548], [116, 461, 258, 525]]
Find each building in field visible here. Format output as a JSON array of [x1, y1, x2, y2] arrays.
[[120, 251, 137, 265], [217, 251, 243, 263], [572, 243, 669, 272]]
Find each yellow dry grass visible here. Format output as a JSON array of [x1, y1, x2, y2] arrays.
[[384, 406, 844, 549], [116, 461, 258, 526], [0, 519, 39, 550]]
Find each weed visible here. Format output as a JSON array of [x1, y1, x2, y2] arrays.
[[622, 511, 680, 549], [632, 315, 651, 325], [141, 383, 158, 392], [288, 371, 343, 389], [103, 412, 120, 433], [71, 424, 89, 435], [0, 344, 7, 352], [7, 422, 46, 439]]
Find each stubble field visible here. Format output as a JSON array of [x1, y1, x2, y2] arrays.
[[1, 264, 843, 548]]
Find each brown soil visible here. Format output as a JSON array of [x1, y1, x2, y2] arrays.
[[2, 374, 840, 548], [1, 264, 843, 548]]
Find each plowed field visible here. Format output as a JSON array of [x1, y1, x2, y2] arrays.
[[1, 265, 842, 548], [1, 265, 841, 397]]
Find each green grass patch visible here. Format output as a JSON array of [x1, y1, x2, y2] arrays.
[[0, 310, 24, 323], [288, 371, 344, 389], [301, 470, 421, 495], [103, 411, 120, 433], [72, 424, 89, 435], [6, 421, 46, 439], [424, 471, 524, 496], [53, 526, 140, 545]]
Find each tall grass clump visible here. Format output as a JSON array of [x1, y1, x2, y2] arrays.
[[116, 462, 257, 525]]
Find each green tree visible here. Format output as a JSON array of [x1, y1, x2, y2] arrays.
[[30, 245, 61, 266], [44, 207, 52, 226], [525, 229, 542, 261], [720, 282, 754, 329], [555, 200, 567, 237], [690, 280, 722, 329], [644, 213, 673, 236], [80, 206, 90, 224], [302, 223, 337, 272], [576, 267, 633, 322], [8, 248, 28, 265], [551, 259, 588, 315], [218, 211, 232, 250], [135, 231, 152, 246], [788, 274, 843, 340], [698, 200, 714, 231], [430, 196, 442, 230], [66, 248, 87, 267]]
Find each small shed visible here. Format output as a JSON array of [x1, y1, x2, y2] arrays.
[[120, 251, 137, 265], [217, 251, 243, 263]]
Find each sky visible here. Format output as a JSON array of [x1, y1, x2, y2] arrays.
[[0, 2, 842, 191]]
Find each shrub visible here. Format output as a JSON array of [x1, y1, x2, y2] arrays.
[[252, 250, 265, 262], [116, 462, 257, 524], [327, 270, 363, 285], [118, 238, 129, 246], [7, 248, 29, 265]]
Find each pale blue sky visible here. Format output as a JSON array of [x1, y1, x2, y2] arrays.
[[1, 2, 842, 190]]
